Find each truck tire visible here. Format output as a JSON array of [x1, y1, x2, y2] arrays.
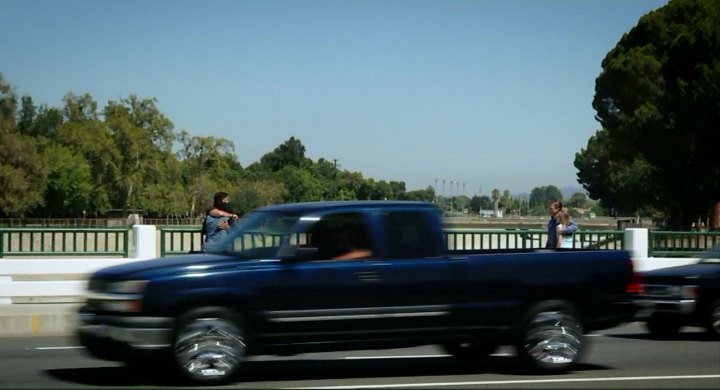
[[172, 307, 247, 384], [442, 341, 497, 360], [705, 298, 720, 339], [645, 312, 682, 339], [515, 300, 585, 372]]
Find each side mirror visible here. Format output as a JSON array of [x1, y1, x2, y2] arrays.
[[279, 246, 320, 262]]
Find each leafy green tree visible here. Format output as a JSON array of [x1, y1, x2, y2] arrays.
[[260, 136, 311, 172], [234, 179, 286, 213], [577, 0, 720, 228], [568, 192, 590, 209], [57, 93, 119, 215], [177, 130, 242, 216], [0, 75, 48, 217], [529, 185, 563, 211], [499, 189, 514, 213], [41, 143, 93, 217], [405, 186, 436, 202], [276, 165, 323, 203], [104, 95, 176, 212], [310, 158, 341, 200]]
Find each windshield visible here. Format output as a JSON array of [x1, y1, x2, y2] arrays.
[[698, 246, 720, 264], [203, 210, 302, 259]]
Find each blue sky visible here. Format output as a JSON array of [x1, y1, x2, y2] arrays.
[[1, 0, 668, 197]]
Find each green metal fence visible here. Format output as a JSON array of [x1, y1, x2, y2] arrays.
[[159, 227, 300, 257], [649, 230, 720, 257], [0, 228, 130, 257], [160, 226, 204, 257], [3, 226, 717, 258], [443, 229, 625, 250]]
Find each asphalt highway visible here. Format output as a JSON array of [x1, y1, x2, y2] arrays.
[[0, 322, 718, 389]]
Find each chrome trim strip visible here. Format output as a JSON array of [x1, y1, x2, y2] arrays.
[[265, 305, 451, 323], [84, 292, 143, 301], [270, 311, 447, 322], [261, 324, 513, 338]]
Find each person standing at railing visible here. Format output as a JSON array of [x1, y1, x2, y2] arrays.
[[202, 192, 239, 249], [546, 200, 577, 248], [555, 209, 575, 248]]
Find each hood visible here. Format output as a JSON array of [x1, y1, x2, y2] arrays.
[[90, 253, 241, 280]]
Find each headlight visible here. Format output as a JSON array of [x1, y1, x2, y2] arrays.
[[107, 280, 148, 294]]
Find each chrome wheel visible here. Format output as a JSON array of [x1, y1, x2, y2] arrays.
[[174, 313, 246, 383], [708, 300, 720, 338], [517, 302, 584, 371]]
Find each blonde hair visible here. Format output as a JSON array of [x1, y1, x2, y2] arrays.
[[557, 209, 571, 226]]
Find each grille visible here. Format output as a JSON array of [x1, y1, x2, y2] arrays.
[[87, 279, 110, 292]]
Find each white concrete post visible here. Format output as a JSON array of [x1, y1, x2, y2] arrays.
[[132, 225, 157, 260], [624, 228, 649, 261]]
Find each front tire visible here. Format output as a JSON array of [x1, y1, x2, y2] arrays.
[[705, 298, 720, 339], [172, 307, 247, 384], [515, 300, 585, 372], [645, 312, 682, 339]]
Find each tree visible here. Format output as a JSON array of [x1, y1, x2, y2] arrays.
[[0, 75, 48, 217], [177, 130, 241, 216], [42, 143, 93, 217], [529, 185, 562, 212], [568, 192, 590, 209], [57, 94, 119, 215], [276, 165, 323, 203], [104, 95, 176, 212], [259, 136, 311, 172], [577, 0, 720, 228], [491, 189, 500, 215]]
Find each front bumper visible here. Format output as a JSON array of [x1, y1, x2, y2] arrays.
[[77, 311, 174, 361]]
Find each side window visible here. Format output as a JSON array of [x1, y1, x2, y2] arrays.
[[304, 212, 373, 261], [384, 211, 435, 258]]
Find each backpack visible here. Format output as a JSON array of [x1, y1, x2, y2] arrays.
[[200, 211, 210, 237]]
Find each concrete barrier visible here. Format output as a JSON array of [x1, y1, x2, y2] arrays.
[[0, 225, 157, 304]]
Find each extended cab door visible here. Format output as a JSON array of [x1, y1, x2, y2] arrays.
[[257, 208, 455, 345]]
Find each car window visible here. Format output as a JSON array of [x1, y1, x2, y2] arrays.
[[301, 212, 374, 261], [383, 211, 436, 258]]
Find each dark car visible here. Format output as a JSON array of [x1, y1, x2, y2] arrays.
[[635, 246, 720, 338]]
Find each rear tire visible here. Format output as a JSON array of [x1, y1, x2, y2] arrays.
[[515, 300, 585, 372], [645, 313, 682, 339], [172, 307, 247, 384], [705, 298, 720, 339]]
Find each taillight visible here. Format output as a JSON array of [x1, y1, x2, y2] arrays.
[[627, 272, 644, 294]]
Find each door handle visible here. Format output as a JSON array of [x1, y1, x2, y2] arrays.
[[356, 271, 381, 282]]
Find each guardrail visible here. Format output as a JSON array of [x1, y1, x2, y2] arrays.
[[443, 229, 625, 250], [3, 226, 718, 258], [649, 230, 720, 257], [160, 226, 204, 257], [0, 228, 130, 258]]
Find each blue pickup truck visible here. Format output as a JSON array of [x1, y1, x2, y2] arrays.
[[77, 201, 638, 384]]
